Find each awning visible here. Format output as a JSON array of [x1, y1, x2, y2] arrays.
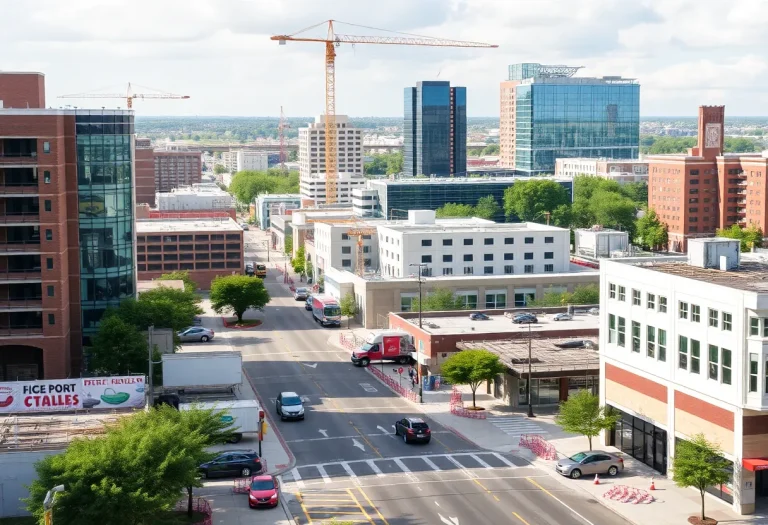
[[743, 458, 768, 471]]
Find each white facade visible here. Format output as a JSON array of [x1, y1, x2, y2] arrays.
[[352, 188, 380, 218], [156, 184, 234, 211], [222, 150, 269, 173], [555, 157, 648, 183], [376, 210, 569, 279], [300, 172, 367, 205], [298, 114, 363, 180], [313, 221, 381, 277]]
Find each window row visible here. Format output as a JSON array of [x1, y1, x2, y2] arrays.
[[138, 234, 236, 242], [138, 244, 241, 252], [138, 252, 240, 261], [419, 252, 554, 263], [420, 236, 555, 247], [678, 336, 732, 385], [138, 261, 241, 271], [608, 314, 668, 363], [679, 302, 732, 331]]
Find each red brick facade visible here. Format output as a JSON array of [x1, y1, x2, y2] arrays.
[[604, 363, 667, 402], [0, 73, 45, 109]]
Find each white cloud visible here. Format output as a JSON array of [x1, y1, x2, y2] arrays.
[[2, 0, 768, 116]]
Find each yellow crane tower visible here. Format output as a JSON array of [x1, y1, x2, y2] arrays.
[[271, 20, 497, 205]]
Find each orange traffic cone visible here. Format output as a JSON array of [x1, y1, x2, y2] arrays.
[[593, 474, 600, 485], [649, 479, 656, 491]]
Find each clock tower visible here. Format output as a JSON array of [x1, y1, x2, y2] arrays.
[[696, 105, 724, 161]]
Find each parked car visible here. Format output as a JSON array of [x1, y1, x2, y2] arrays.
[[469, 313, 490, 321], [305, 296, 313, 311], [555, 451, 624, 479], [177, 326, 215, 342], [240, 223, 250, 230], [276, 391, 305, 420], [245, 262, 255, 277], [248, 475, 279, 508], [294, 288, 309, 301], [395, 417, 431, 444], [588, 307, 599, 315], [199, 450, 262, 479], [512, 313, 538, 324], [553, 313, 573, 321]]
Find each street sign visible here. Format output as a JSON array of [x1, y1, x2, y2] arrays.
[[398, 367, 404, 375]]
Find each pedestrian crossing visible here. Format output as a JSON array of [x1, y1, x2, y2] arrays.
[[281, 452, 526, 489], [488, 415, 547, 441]]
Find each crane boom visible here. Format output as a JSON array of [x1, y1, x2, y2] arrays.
[[272, 20, 497, 205], [58, 82, 189, 109]]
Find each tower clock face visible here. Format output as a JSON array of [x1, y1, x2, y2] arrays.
[[705, 123, 722, 148]]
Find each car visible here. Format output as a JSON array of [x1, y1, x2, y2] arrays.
[[177, 326, 215, 342], [555, 339, 589, 349], [588, 307, 599, 315], [248, 475, 279, 508], [395, 417, 431, 444], [512, 313, 538, 324], [305, 296, 313, 311], [240, 223, 250, 230], [294, 288, 309, 301], [276, 391, 305, 420], [555, 451, 624, 480], [553, 313, 573, 321], [469, 313, 490, 321], [198, 450, 262, 479], [245, 262, 255, 277]]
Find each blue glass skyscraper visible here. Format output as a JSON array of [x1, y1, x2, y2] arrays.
[[500, 63, 639, 175], [404, 81, 466, 177]]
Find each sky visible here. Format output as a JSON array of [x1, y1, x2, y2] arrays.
[[2, 0, 768, 118]]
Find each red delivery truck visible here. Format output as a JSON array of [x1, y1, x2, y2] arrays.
[[351, 330, 415, 367]]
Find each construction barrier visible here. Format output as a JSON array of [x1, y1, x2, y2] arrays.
[[519, 434, 557, 460], [368, 366, 418, 402], [175, 497, 212, 525], [339, 333, 358, 351], [449, 386, 487, 419], [603, 485, 654, 504], [232, 460, 269, 494]]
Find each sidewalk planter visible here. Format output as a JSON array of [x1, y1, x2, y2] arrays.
[[174, 497, 212, 525], [449, 386, 487, 419]]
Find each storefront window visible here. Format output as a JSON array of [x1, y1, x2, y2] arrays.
[[610, 406, 667, 475]]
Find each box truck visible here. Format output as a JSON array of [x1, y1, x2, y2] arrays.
[[162, 352, 242, 391], [351, 330, 415, 367], [180, 399, 261, 443]]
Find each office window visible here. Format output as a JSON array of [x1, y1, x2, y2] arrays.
[[751, 317, 760, 336], [647, 293, 655, 309], [484, 266, 493, 274], [464, 266, 473, 275], [691, 340, 700, 374], [658, 296, 667, 312], [544, 236, 554, 243], [421, 255, 432, 263], [342, 259, 351, 267], [485, 292, 506, 309], [463, 238, 473, 246], [47, 285, 54, 297], [524, 252, 533, 260], [722, 349, 732, 385], [524, 265, 534, 274], [524, 237, 534, 244], [45, 229, 52, 241], [722, 312, 732, 331], [443, 239, 453, 246], [504, 253, 514, 261], [442, 268, 453, 275], [463, 254, 473, 262], [544, 264, 554, 272], [44, 200, 52, 212], [679, 301, 688, 320], [764, 319, 768, 337], [504, 237, 514, 245], [709, 308, 718, 327], [484, 254, 493, 261], [443, 254, 452, 262], [44, 171, 51, 183], [658, 329, 667, 361], [618, 286, 626, 301], [341, 246, 351, 254], [43, 142, 50, 153], [691, 304, 700, 323], [422, 239, 432, 247], [46, 258, 53, 270], [544, 252, 554, 260], [632, 289, 641, 306], [48, 313, 55, 325], [749, 353, 759, 392], [609, 314, 616, 343], [708, 345, 719, 380], [342, 233, 349, 240], [617, 317, 626, 347], [678, 336, 688, 370], [631, 321, 640, 353], [484, 238, 493, 245], [647, 325, 655, 358], [609, 283, 616, 299], [504, 265, 514, 274]]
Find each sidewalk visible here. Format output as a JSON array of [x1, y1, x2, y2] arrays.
[[330, 329, 768, 525]]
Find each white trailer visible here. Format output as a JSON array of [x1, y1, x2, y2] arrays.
[[180, 399, 261, 443], [162, 352, 242, 391]]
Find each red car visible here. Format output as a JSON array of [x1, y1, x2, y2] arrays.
[[248, 475, 279, 508]]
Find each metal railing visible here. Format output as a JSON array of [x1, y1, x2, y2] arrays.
[[0, 326, 44, 336], [0, 213, 40, 223], [0, 155, 38, 165], [0, 241, 41, 252], [0, 270, 42, 280], [0, 298, 43, 309]]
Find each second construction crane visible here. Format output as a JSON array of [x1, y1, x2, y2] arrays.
[[59, 82, 190, 109], [272, 20, 497, 205]]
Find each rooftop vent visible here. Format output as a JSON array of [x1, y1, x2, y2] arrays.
[[687, 238, 740, 271]]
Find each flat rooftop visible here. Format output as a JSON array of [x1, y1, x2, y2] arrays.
[[457, 338, 599, 375], [407, 310, 599, 336], [358, 261, 596, 282], [0, 412, 127, 451], [370, 176, 572, 186], [379, 220, 564, 234], [136, 218, 242, 233], [625, 257, 768, 293]]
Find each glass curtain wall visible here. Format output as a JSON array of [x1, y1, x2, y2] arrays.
[[403, 88, 417, 177], [419, 82, 451, 177]]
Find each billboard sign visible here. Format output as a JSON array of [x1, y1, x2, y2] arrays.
[[80, 376, 145, 410]]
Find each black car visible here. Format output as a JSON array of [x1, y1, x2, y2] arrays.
[[199, 450, 262, 479], [469, 313, 490, 321], [395, 417, 431, 444], [305, 296, 313, 310], [512, 314, 538, 324]]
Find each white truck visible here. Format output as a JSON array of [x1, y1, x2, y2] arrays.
[[162, 351, 242, 391], [180, 399, 261, 443]]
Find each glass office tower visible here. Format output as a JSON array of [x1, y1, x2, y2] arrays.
[[504, 63, 639, 175], [404, 81, 466, 177]]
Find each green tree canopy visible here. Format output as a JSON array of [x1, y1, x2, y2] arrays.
[[672, 434, 732, 521], [554, 390, 619, 451], [339, 292, 358, 328], [503, 180, 570, 221], [88, 316, 149, 376], [156, 270, 198, 293], [528, 284, 599, 307], [435, 202, 475, 218], [481, 144, 500, 155], [715, 224, 763, 252], [635, 208, 668, 250], [473, 195, 502, 221], [640, 135, 761, 155], [411, 288, 467, 312], [364, 152, 403, 175], [440, 350, 506, 407], [291, 245, 306, 275], [210, 274, 271, 323], [110, 287, 202, 334], [228, 169, 299, 204], [213, 164, 227, 175], [284, 234, 293, 256]]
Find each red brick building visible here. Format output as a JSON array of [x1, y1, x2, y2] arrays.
[[133, 142, 203, 207], [135, 138, 156, 206], [648, 105, 768, 252]]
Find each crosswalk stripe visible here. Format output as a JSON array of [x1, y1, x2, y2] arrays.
[[422, 457, 442, 471], [317, 464, 332, 483], [444, 455, 467, 470], [393, 458, 411, 473], [341, 462, 357, 479], [366, 459, 385, 477], [493, 453, 518, 468], [470, 453, 493, 470], [291, 468, 305, 489]]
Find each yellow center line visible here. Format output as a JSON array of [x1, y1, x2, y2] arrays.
[[526, 476, 555, 497], [430, 434, 452, 452], [296, 491, 314, 524], [356, 486, 391, 525], [513, 511, 531, 525], [472, 478, 500, 502], [347, 488, 376, 525]]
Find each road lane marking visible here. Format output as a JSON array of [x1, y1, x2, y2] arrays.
[[317, 465, 332, 484], [472, 477, 500, 502], [291, 468, 306, 489], [513, 512, 531, 525], [346, 488, 375, 525], [492, 452, 519, 468], [470, 453, 494, 470], [341, 462, 358, 480], [393, 458, 411, 473], [526, 477, 596, 525], [356, 486, 391, 525], [366, 459, 385, 477], [295, 491, 313, 524], [423, 457, 442, 471]]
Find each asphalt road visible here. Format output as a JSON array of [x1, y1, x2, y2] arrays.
[[235, 229, 631, 525]]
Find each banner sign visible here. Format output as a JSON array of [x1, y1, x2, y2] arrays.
[[0, 376, 145, 414]]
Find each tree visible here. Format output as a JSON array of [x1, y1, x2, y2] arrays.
[[554, 390, 619, 451], [621, 181, 648, 205], [210, 274, 270, 323], [411, 288, 467, 312], [25, 406, 233, 525], [481, 144, 500, 156], [156, 270, 198, 293], [672, 434, 732, 521], [113, 287, 202, 333], [213, 164, 227, 175], [435, 202, 475, 218], [291, 245, 306, 275], [716, 224, 763, 252], [386, 151, 404, 175], [503, 180, 570, 221], [551, 203, 573, 228], [364, 152, 403, 176], [589, 190, 638, 238], [635, 208, 668, 250], [473, 195, 502, 221], [528, 284, 599, 307], [440, 350, 506, 408], [339, 292, 358, 328], [284, 234, 293, 256], [228, 170, 300, 204], [88, 316, 149, 376]]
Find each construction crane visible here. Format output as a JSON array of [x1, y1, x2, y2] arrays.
[[58, 82, 190, 109], [271, 20, 497, 205], [278, 106, 290, 173], [346, 226, 377, 276]]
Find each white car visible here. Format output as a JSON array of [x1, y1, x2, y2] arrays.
[[588, 307, 599, 315], [553, 313, 573, 321]]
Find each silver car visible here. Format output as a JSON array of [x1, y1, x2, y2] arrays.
[[555, 451, 624, 479], [553, 313, 573, 321], [276, 391, 305, 420], [177, 326, 215, 343]]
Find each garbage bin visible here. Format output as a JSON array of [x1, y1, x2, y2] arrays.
[[428, 375, 436, 390]]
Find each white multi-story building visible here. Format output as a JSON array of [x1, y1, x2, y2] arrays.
[[298, 114, 363, 179], [312, 220, 381, 278], [599, 238, 768, 516], [222, 150, 269, 173], [300, 172, 367, 205], [156, 184, 234, 211], [376, 210, 569, 279], [555, 157, 648, 183]]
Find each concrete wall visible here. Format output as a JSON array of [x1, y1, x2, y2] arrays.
[[0, 450, 60, 517]]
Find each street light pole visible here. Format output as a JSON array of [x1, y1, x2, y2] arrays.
[[527, 323, 535, 418], [43, 484, 65, 525], [264, 240, 270, 262], [148, 325, 155, 407], [409, 263, 428, 404]]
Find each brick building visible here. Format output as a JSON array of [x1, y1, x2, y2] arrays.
[[648, 105, 768, 252], [0, 72, 136, 380], [135, 138, 155, 206], [134, 141, 203, 206], [136, 218, 243, 289]]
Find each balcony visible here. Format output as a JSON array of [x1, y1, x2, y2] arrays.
[[0, 167, 39, 195], [0, 298, 43, 311], [0, 311, 43, 337], [0, 139, 38, 166]]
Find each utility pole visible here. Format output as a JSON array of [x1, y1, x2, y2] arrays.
[[409, 263, 428, 403], [527, 323, 535, 418], [147, 326, 155, 407], [264, 240, 270, 262]]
